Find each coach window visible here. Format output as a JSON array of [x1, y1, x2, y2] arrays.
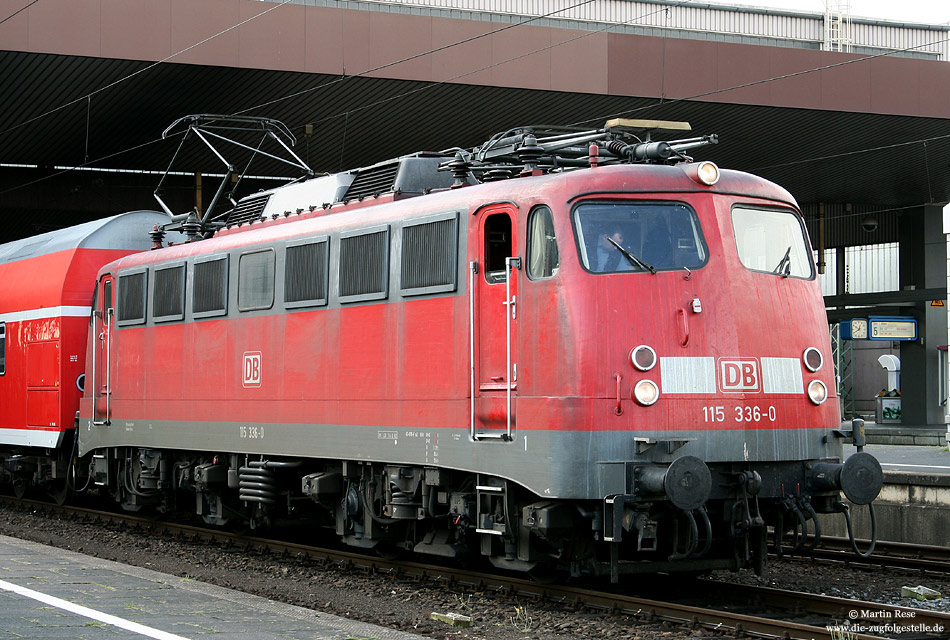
[[238, 249, 276, 311], [527, 206, 559, 279], [732, 206, 813, 279], [193, 255, 229, 318], [0, 322, 5, 375]]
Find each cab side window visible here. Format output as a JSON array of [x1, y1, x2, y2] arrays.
[[527, 206, 559, 279]]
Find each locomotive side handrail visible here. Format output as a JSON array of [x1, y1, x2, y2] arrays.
[[470, 261, 476, 441], [504, 256, 521, 442], [470, 256, 520, 443]]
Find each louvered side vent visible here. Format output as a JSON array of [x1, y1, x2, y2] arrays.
[[339, 227, 389, 303], [285, 240, 329, 307], [225, 195, 271, 226], [193, 257, 228, 316], [400, 213, 458, 296], [342, 163, 399, 201], [153, 265, 185, 321], [117, 271, 146, 325]]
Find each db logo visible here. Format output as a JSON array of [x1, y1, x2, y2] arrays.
[[243, 351, 262, 388], [719, 358, 759, 392]]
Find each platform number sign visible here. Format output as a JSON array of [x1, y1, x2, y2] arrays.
[[243, 351, 262, 388]]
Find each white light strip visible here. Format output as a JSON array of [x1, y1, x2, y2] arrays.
[[1, 162, 290, 181], [0, 578, 193, 640], [0, 306, 91, 323], [52, 165, 290, 181]]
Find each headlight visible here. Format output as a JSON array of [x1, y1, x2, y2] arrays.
[[631, 345, 657, 371], [633, 379, 660, 406], [803, 347, 823, 372], [807, 380, 828, 405], [695, 161, 719, 186]]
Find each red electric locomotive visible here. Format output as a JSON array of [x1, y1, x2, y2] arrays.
[[7, 117, 884, 578]]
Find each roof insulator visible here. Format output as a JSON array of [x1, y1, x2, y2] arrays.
[[517, 134, 544, 173], [482, 168, 513, 182], [149, 225, 166, 250], [447, 151, 472, 188]]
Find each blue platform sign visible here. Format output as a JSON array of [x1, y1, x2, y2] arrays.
[[841, 317, 917, 341], [868, 316, 917, 341]]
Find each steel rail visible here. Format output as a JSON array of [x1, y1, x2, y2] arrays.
[[701, 579, 950, 634], [2, 497, 946, 640], [778, 536, 950, 575]]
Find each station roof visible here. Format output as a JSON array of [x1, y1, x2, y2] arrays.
[[1, 0, 948, 244]]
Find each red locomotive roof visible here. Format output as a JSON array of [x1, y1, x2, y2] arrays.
[[105, 163, 797, 273]]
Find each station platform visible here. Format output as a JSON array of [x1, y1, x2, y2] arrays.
[[862, 421, 949, 447], [850, 443, 950, 477], [824, 443, 950, 547], [0, 535, 427, 640]]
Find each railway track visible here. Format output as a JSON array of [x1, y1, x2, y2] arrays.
[[2, 496, 948, 640], [777, 536, 950, 576]]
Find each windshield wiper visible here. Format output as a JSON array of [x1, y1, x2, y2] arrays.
[[605, 235, 656, 274], [773, 246, 791, 277]]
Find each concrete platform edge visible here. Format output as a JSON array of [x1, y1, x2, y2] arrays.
[[0, 534, 423, 640]]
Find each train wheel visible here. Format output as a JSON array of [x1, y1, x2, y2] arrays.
[[527, 562, 560, 584], [48, 479, 71, 506], [375, 542, 405, 561], [11, 476, 27, 499]]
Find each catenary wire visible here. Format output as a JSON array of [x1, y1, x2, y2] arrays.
[[569, 34, 950, 128], [283, 0, 699, 129], [0, 0, 40, 26], [0, 0, 297, 139], [232, 0, 601, 117]]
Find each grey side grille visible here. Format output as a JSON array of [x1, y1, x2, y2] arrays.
[[117, 272, 146, 323], [400, 214, 458, 295], [343, 164, 399, 201], [339, 228, 389, 303], [226, 195, 271, 226], [153, 265, 185, 320], [193, 258, 228, 315], [285, 240, 329, 306]]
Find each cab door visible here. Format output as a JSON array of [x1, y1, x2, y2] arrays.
[[471, 204, 520, 440], [92, 275, 113, 425]]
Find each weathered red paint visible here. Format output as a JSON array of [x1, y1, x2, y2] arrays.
[[79, 164, 838, 444]]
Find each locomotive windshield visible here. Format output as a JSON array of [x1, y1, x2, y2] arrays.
[[574, 201, 706, 273], [732, 207, 814, 279]]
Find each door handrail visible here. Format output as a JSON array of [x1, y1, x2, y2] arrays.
[[469, 260, 477, 440], [504, 256, 521, 441]]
